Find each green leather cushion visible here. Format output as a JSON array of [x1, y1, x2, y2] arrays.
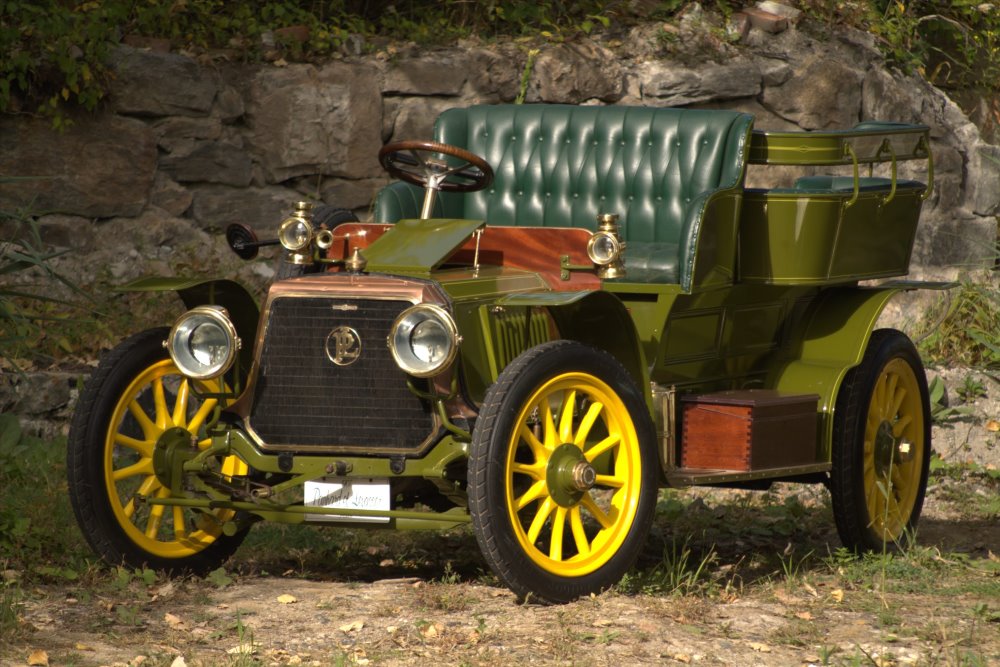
[[374, 104, 752, 285]]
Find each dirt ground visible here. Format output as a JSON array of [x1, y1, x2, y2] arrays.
[[4, 470, 998, 667]]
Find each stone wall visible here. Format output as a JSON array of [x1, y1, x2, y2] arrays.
[[1, 14, 998, 291], [3, 10, 1000, 436]]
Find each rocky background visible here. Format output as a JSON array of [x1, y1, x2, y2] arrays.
[[2, 5, 1000, 457]]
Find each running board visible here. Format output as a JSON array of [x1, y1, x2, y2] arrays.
[[665, 462, 832, 487]]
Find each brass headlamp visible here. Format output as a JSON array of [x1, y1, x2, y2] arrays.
[[587, 213, 626, 279], [277, 201, 315, 263]]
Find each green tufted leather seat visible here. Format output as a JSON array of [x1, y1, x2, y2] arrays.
[[373, 104, 753, 290]]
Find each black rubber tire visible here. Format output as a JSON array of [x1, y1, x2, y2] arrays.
[[274, 205, 359, 281], [468, 340, 658, 603], [67, 328, 248, 573], [830, 329, 931, 553]]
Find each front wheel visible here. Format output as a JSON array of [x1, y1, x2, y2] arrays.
[[67, 328, 248, 572], [468, 341, 658, 603], [830, 329, 931, 552]]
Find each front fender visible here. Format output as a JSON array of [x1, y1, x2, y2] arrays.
[[118, 277, 259, 372], [499, 290, 650, 404]]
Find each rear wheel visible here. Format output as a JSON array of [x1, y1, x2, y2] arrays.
[[469, 341, 658, 603], [830, 329, 931, 552], [67, 328, 248, 572]]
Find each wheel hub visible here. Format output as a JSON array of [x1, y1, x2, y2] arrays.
[[153, 426, 198, 492], [546, 443, 592, 507]]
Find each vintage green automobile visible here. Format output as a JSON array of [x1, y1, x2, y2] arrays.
[[68, 104, 942, 603]]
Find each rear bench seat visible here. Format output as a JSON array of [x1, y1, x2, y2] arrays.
[[373, 104, 754, 291]]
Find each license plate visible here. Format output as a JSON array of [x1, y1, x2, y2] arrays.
[[304, 478, 391, 523]]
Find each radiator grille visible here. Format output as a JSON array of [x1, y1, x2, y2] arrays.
[[249, 296, 435, 453]]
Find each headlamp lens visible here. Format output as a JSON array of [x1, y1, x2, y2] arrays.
[[167, 306, 239, 380], [389, 305, 459, 377]]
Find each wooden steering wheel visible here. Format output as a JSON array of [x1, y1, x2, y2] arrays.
[[378, 140, 494, 193]]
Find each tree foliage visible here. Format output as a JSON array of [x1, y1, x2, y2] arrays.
[[1, 1, 999, 124]]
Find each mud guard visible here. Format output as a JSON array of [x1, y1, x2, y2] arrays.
[[497, 290, 650, 408], [769, 282, 951, 462], [117, 277, 259, 372]]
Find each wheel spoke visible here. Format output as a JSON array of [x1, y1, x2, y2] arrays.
[[863, 454, 875, 480], [527, 497, 555, 544], [144, 488, 170, 538], [890, 465, 906, 494], [127, 397, 158, 440], [892, 414, 912, 437], [172, 378, 190, 428], [540, 399, 558, 450], [866, 478, 881, 524], [890, 383, 906, 420], [570, 506, 590, 557], [145, 505, 164, 538], [519, 424, 548, 462], [187, 397, 218, 435], [573, 401, 604, 448], [594, 473, 624, 489], [874, 375, 888, 417], [515, 480, 548, 510], [114, 433, 154, 458], [152, 378, 170, 429], [173, 506, 187, 539], [584, 433, 620, 462], [885, 373, 899, 414], [511, 461, 545, 481], [558, 389, 576, 443], [549, 507, 567, 561], [112, 458, 154, 482], [580, 492, 613, 529]]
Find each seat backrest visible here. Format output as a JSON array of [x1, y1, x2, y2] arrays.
[[374, 104, 753, 288]]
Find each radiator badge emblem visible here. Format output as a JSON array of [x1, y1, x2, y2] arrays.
[[325, 326, 362, 366]]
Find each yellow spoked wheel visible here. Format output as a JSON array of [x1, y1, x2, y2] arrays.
[[831, 329, 931, 552], [470, 341, 657, 603], [68, 328, 249, 572]]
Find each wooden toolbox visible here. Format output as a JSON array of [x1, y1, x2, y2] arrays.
[[680, 390, 819, 471]]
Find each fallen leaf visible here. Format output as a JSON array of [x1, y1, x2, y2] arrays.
[[986, 420, 1000, 432], [379, 559, 395, 567], [421, 622, 443, 638], [74, 643, 94, 651], [170, 657, 187, 667], [27, 650, 49, 666], [749, 642, 772, 653], [164, 612, 185, 629], [672, 653, 691, 663], [339, 620, 364, 632], [277, 594, 297, 604], [386, 625, 398, 634], [802, 582, 819, 597], [795, 611, 814, 621], [830, 589, 845, 603]]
